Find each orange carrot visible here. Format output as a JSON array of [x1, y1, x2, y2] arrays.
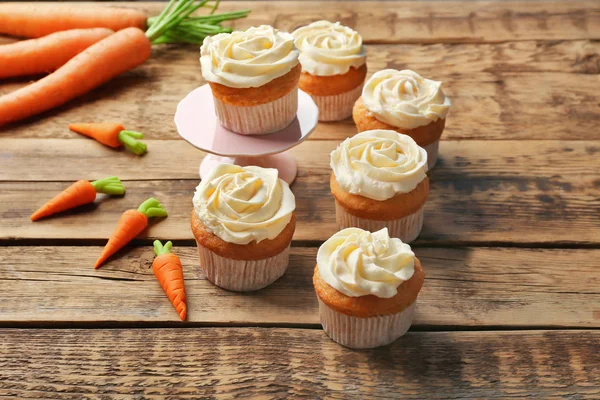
[[31, 176, 125, 221], [153, 240, 187, 321], [69, 123, 147, 155], [0, 27, 151, 127], [95, 198, 167, 269], [0, 4, 147, 38], [0, 28, 114, 79]]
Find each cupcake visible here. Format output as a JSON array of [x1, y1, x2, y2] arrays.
[[191, 164, 296, 291], [292, 21, 366, 121], [353, 69, 451, 168], [314, 227, 424, 349], [330, 129, 429, 243], [200, 25, 301, 135]]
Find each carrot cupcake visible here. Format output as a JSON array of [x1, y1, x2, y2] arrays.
[[292, 21, 366, 121], [191, 164, 296, 291], [314, 227, 424, 348], [330, 129, 429, 243], [200, 25, 301, 135], [353, 69, 451, 169]]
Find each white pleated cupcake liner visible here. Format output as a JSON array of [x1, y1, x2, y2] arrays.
[[318, 299, 416, 349], [310, 83, 363, 122], [335, 203, 424, 243], [196, 243, 291, 291], [212, 87, 298, 135], [423, 139, 439, 170]]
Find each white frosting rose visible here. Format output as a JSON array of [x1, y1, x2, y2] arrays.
[[200, 25, 299, 88], [330, 129, 428, 201], [292, 20, 366, 76], [317, 227, 415, 298], [362, 69, 451, 129], [193, 164, 296, 245]]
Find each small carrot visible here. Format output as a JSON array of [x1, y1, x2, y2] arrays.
[[0, 4, 147, 38], [0, 28, 114, 79], [153, 240, 187, 321], [31, 176, 125, 221], [95, 198, 167, 269], [0, 27, 152, 127], [69, 123, 147, 155]]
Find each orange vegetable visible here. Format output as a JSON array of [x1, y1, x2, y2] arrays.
[[0, 27, 151, 127], [69, 123, 147, 155], [0, 28, 114, 79], [0, 4, 147, 38], [31, 177, 125, 221], [153, 240, 187, 321], [95, 198, 167, 269]]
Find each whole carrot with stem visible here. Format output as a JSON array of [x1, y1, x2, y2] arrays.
[[69, 123, 147, 155], [95, 198, 168, 269], [153, 240, 187, 321], [0, 4, 147, 38], [31, 177, 125, 221], [0, 28, 114, 79]]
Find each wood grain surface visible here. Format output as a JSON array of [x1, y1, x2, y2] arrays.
[[1, 1, 599, 398], [0, 246, 598, 327], [34, 1, 600, 44], [1, 140, 598, 244], [1, 328, 598, 399], [2, 41, 599, 141]]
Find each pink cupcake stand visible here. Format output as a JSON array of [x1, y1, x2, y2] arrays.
[[174, 85, 319, 184]]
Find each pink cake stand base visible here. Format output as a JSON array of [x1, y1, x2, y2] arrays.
[[200, 153, 298, 185], [174, 85, 318, 185]]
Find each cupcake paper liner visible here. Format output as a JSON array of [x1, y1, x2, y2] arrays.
[[318, 299, 416, 349], [197, 243, 291, 291], [423, 139, 439, 170], [335, 203, 424, 243], [212, 88, 298, 135], [311, 83, 364, 122]]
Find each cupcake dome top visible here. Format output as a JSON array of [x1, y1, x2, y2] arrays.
[[200, 25, 300, 88], [193, 164, 296, 245], [362, 69, 451, 129], [330, 129, 428, 201], [317, 227, 415, 298], [292, 20, 366, 76]]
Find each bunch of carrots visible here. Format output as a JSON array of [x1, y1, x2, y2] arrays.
[[0, 0, 250, 126]]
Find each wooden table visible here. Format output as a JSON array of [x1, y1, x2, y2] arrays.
[[1, 1, 599, 398]]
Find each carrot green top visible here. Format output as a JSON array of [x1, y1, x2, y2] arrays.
[[118, 130, 147, 156], [153, 240, 173, 257], [137, 197, 168, 218], [91, 176, 126, 195]]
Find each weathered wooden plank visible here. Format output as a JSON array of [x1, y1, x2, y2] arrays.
[[0, 328, 598, 399], [1, 41, 599, 141], [0, 246, 598, 327], [1, 140, 598, 244], [12, 1, 596, 44]]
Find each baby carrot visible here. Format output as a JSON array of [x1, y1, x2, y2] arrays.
[[153, 240, 187, 321], [95, 198, 167, 269], [69, 123, 147, 155], [31, 176, 125, 221], [0, 4, 147, 38]]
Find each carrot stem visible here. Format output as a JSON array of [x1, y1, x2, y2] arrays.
[[154, 240, 173, 257], [117, 130, 147, 155], [91, 176, 126, 195], [137, 197, 168, 218]]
